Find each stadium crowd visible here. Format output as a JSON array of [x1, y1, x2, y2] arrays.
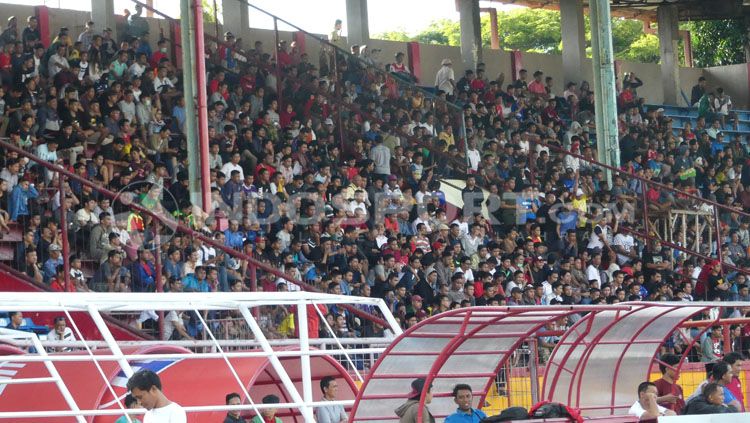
[[1, 10, 750, 356]]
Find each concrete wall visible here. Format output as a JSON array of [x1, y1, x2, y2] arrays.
[[3, 5, 749, 109], [704, 63, 749, 110]]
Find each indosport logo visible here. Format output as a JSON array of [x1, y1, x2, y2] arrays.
[[112, 180, 179, 252]]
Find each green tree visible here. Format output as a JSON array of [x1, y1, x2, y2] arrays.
[[495, 9, 561, 53], [620, 34, 660, 64], [688, 19, 747, 67], [375, 8, 661, 63]]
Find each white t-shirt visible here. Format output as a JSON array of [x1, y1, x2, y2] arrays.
[[144, 402, 187, 423], [627, 400, 667, 419], [586, 264, 602, 288], [220, 162, 244, 180], [612, 233, 635, 265]]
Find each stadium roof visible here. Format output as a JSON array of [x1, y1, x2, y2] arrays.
[[489, 0, 750, 21]]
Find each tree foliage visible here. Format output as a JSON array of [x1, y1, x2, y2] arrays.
[[688, 19, 747, 67], [619, 34, 660, 64], [375, 8, 664, 64]]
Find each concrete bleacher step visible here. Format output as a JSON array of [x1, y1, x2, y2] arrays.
[[0, 244, 14, 261]]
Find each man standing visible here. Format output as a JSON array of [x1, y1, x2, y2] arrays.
[[127, 369, 186, 423], [435, 59, 455, 98], [445, 384, 487, 423], [653, 354, 685, 415], [701, 325, 724, 362], [315, 376, 347, 423]]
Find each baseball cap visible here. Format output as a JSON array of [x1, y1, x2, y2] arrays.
[[49, 244, 62, 252]]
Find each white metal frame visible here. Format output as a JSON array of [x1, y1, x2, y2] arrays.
[[0, 292, 402, 422]]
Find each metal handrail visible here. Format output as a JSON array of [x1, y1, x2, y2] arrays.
[[531, 135, 748, 277], [0, 138, 390, 329], [0, 261, 155, 339]]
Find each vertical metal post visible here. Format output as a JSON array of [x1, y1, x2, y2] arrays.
[[641, 181, 649, 237], [249, 263, 257, 291], [88, 306, 135, 378], [332, 51, 345, 152], [589, 0, 620, 188], [212, 0, 220, 41], [181, 0, 201, 209], [714, 207, 724, 276], [238, 305, 316, 422], [154, 220, 163, 293], [528, 338, 540, 404], [461, 112, 470, 172], [58, 173, 70, 291], [297, 301, 314, 414], [723, 324, 732, 354], [193, 0, 213, 213], [273, 17, 283, 112], [26, 331, 86, 423]]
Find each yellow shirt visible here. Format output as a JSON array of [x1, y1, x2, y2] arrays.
[[571, 197, 588, 228], [439, 131, 455, 147]]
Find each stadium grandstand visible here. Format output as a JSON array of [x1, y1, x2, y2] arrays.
[[0, 0, 750, 421]]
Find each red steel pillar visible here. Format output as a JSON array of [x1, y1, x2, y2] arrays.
[[34, 6, 50, 48], [58, 173, 70, 291], [510, 50, 523, 81], [407, 41, 421, 84], [192, 0, 212, 213]]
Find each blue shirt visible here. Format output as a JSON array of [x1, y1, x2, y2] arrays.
[[224, 229, 245, 249], [182, 274, 209, 292], [445, 408, 487, 423], [723, 386, 737, 405], [9, 184, 39, 221]]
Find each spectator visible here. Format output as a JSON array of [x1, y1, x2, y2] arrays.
[[435, 59, 455, 97], [690, 76, 706, 107], [628, 381, 675, 419], [653, 353, 685, 414], [683, 382, 738, 415], [114, 394, 142, 423], [395, 378, 435, 423], [315, 376, 347, 423], [250, 395, 282, 423], [223, 392, 243, 423], [445, 383, 486, 423]]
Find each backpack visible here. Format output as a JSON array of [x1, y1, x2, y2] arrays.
[[480, 407, 528, 422], [528, 401, 583, 423]]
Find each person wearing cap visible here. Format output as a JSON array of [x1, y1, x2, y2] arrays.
[[42, 243, 64, 284], [0, 16, 17, 50], [435, 58, 455, 97], [395, 378, 435, 423]]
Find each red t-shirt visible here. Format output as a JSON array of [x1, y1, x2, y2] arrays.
[[727, 376, 745, 411], [653, 378, 685, 414], [50, 278, 76, 292]]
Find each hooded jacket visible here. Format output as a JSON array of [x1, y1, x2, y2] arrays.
[[394, 399, 435, 423], [682, 397, 737, 415]]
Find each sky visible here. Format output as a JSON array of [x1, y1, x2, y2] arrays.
[[4, 0, 523, 36]]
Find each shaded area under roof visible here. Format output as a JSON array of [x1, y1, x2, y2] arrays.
[[349, 303, 738, 422], [487, 0, 750, 21]]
